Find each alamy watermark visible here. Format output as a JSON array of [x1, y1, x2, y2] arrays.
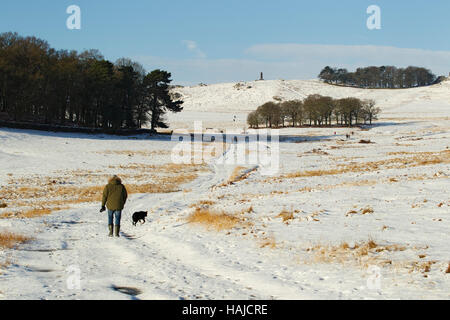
[[66, 265, 81, 290], [366, 265, 382, 290], [65, 5, 380, 31], [66, 5, 81, 30], [367, 5, 381, 30], [170, 121, 280, 176]]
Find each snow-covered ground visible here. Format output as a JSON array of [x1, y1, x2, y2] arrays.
[[168, 79, 450, 130], [0, 80, 449, 300]]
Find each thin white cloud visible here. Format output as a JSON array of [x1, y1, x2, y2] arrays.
[[135, 43, 450, 85], [182, 40, 206, 59], [245, 43, 450, 75]]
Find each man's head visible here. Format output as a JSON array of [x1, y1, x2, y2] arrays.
[[108, 175, 122, 184]]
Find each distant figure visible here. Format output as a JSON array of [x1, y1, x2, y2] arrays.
[[260, 72, 264, 81], [100, 175, 128, 237]]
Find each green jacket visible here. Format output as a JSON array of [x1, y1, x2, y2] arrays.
[[102, 176, 128, 211]]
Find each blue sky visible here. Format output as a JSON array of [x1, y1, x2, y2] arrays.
[[1, 0, 449, 84]]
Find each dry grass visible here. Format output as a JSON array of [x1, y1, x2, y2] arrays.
[[241, 206, 254, 214], [2, 163, 206, 219], [260, 236, 277, 249], [187, 208, 242, 231], [219, 166, 258, 187], [243, 178, 381, 199], [386, 151, 414, 156], [346, 206, 374, 217], [281, 150, 450, 181], [361, 207, 374, 215], [282, 209, 321, 222], [127, 178, 195, 195], [304, 239, 406, 267], [284, 168, 345, 179], [0, 259, 11, 272], [109, 163, 206, 172], [305, 179, 377, 193], [228, 166, 246, 183], [0, 232, 31, 249], [277, 209, 295, 223], [189, 200, 216, 208], [305, 148, 330, 156], [1, 208, 51, 219], [409, 261, 435, 273], [0, 203, 7, 209], [98, 150, 171, 157], [1, 206, 70, 219]]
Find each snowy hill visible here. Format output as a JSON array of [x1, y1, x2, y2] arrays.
[[173, 79, 450, 112], [168, 79, 450, 130]]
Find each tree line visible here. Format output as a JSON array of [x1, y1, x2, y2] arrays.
[[319, 66, 437, 89], [0, 32, 182, 130], [247, 95, 381, 128]]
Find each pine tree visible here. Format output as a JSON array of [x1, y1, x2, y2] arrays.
[[143, 70, 183, 131]]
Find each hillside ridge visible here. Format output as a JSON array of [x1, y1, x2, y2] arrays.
[[172, 78, 450, 113]]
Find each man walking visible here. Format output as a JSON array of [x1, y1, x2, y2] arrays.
[[100, 175, 128, 237]]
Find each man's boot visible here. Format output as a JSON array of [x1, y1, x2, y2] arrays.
[[108, 225, 113, 237], [114, 225, 120, 238]]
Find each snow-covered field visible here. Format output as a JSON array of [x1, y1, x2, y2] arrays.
[[0, 80, 449, 300], [168, 79, 450, 130]]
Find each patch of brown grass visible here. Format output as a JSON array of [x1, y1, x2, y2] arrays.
[[221, 166, 257, 186], [281, 150, 450, 181], [340, 242, 350, 250], [285, 168, 345, 179], [0, 203, 7, 209], [277, 210, 294, 223], [241, 206, 254, 214], [304, 239, 406, 267], [410, 261, 435, 273], [187, 208, 242, 231], [2, 163, 205, 219], [346, 206, 374, 217], [0, 232, 31, 249], [305, 148, 330, 156], [227, 166, 245, 183], [260, 236, 277, 249], [0, 259, 12, 272], [109, 163, 206, 173], [0, 207, 68, 219], [127, 175, 197, 194], [386, 151, 414, 156], [98, 150, 171, 157], [361, 207, 374, 215], [189, 200, 216, 209], [446, 263, 450, 274]]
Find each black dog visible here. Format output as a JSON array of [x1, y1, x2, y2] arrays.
[[132, 211, 148, 226]]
